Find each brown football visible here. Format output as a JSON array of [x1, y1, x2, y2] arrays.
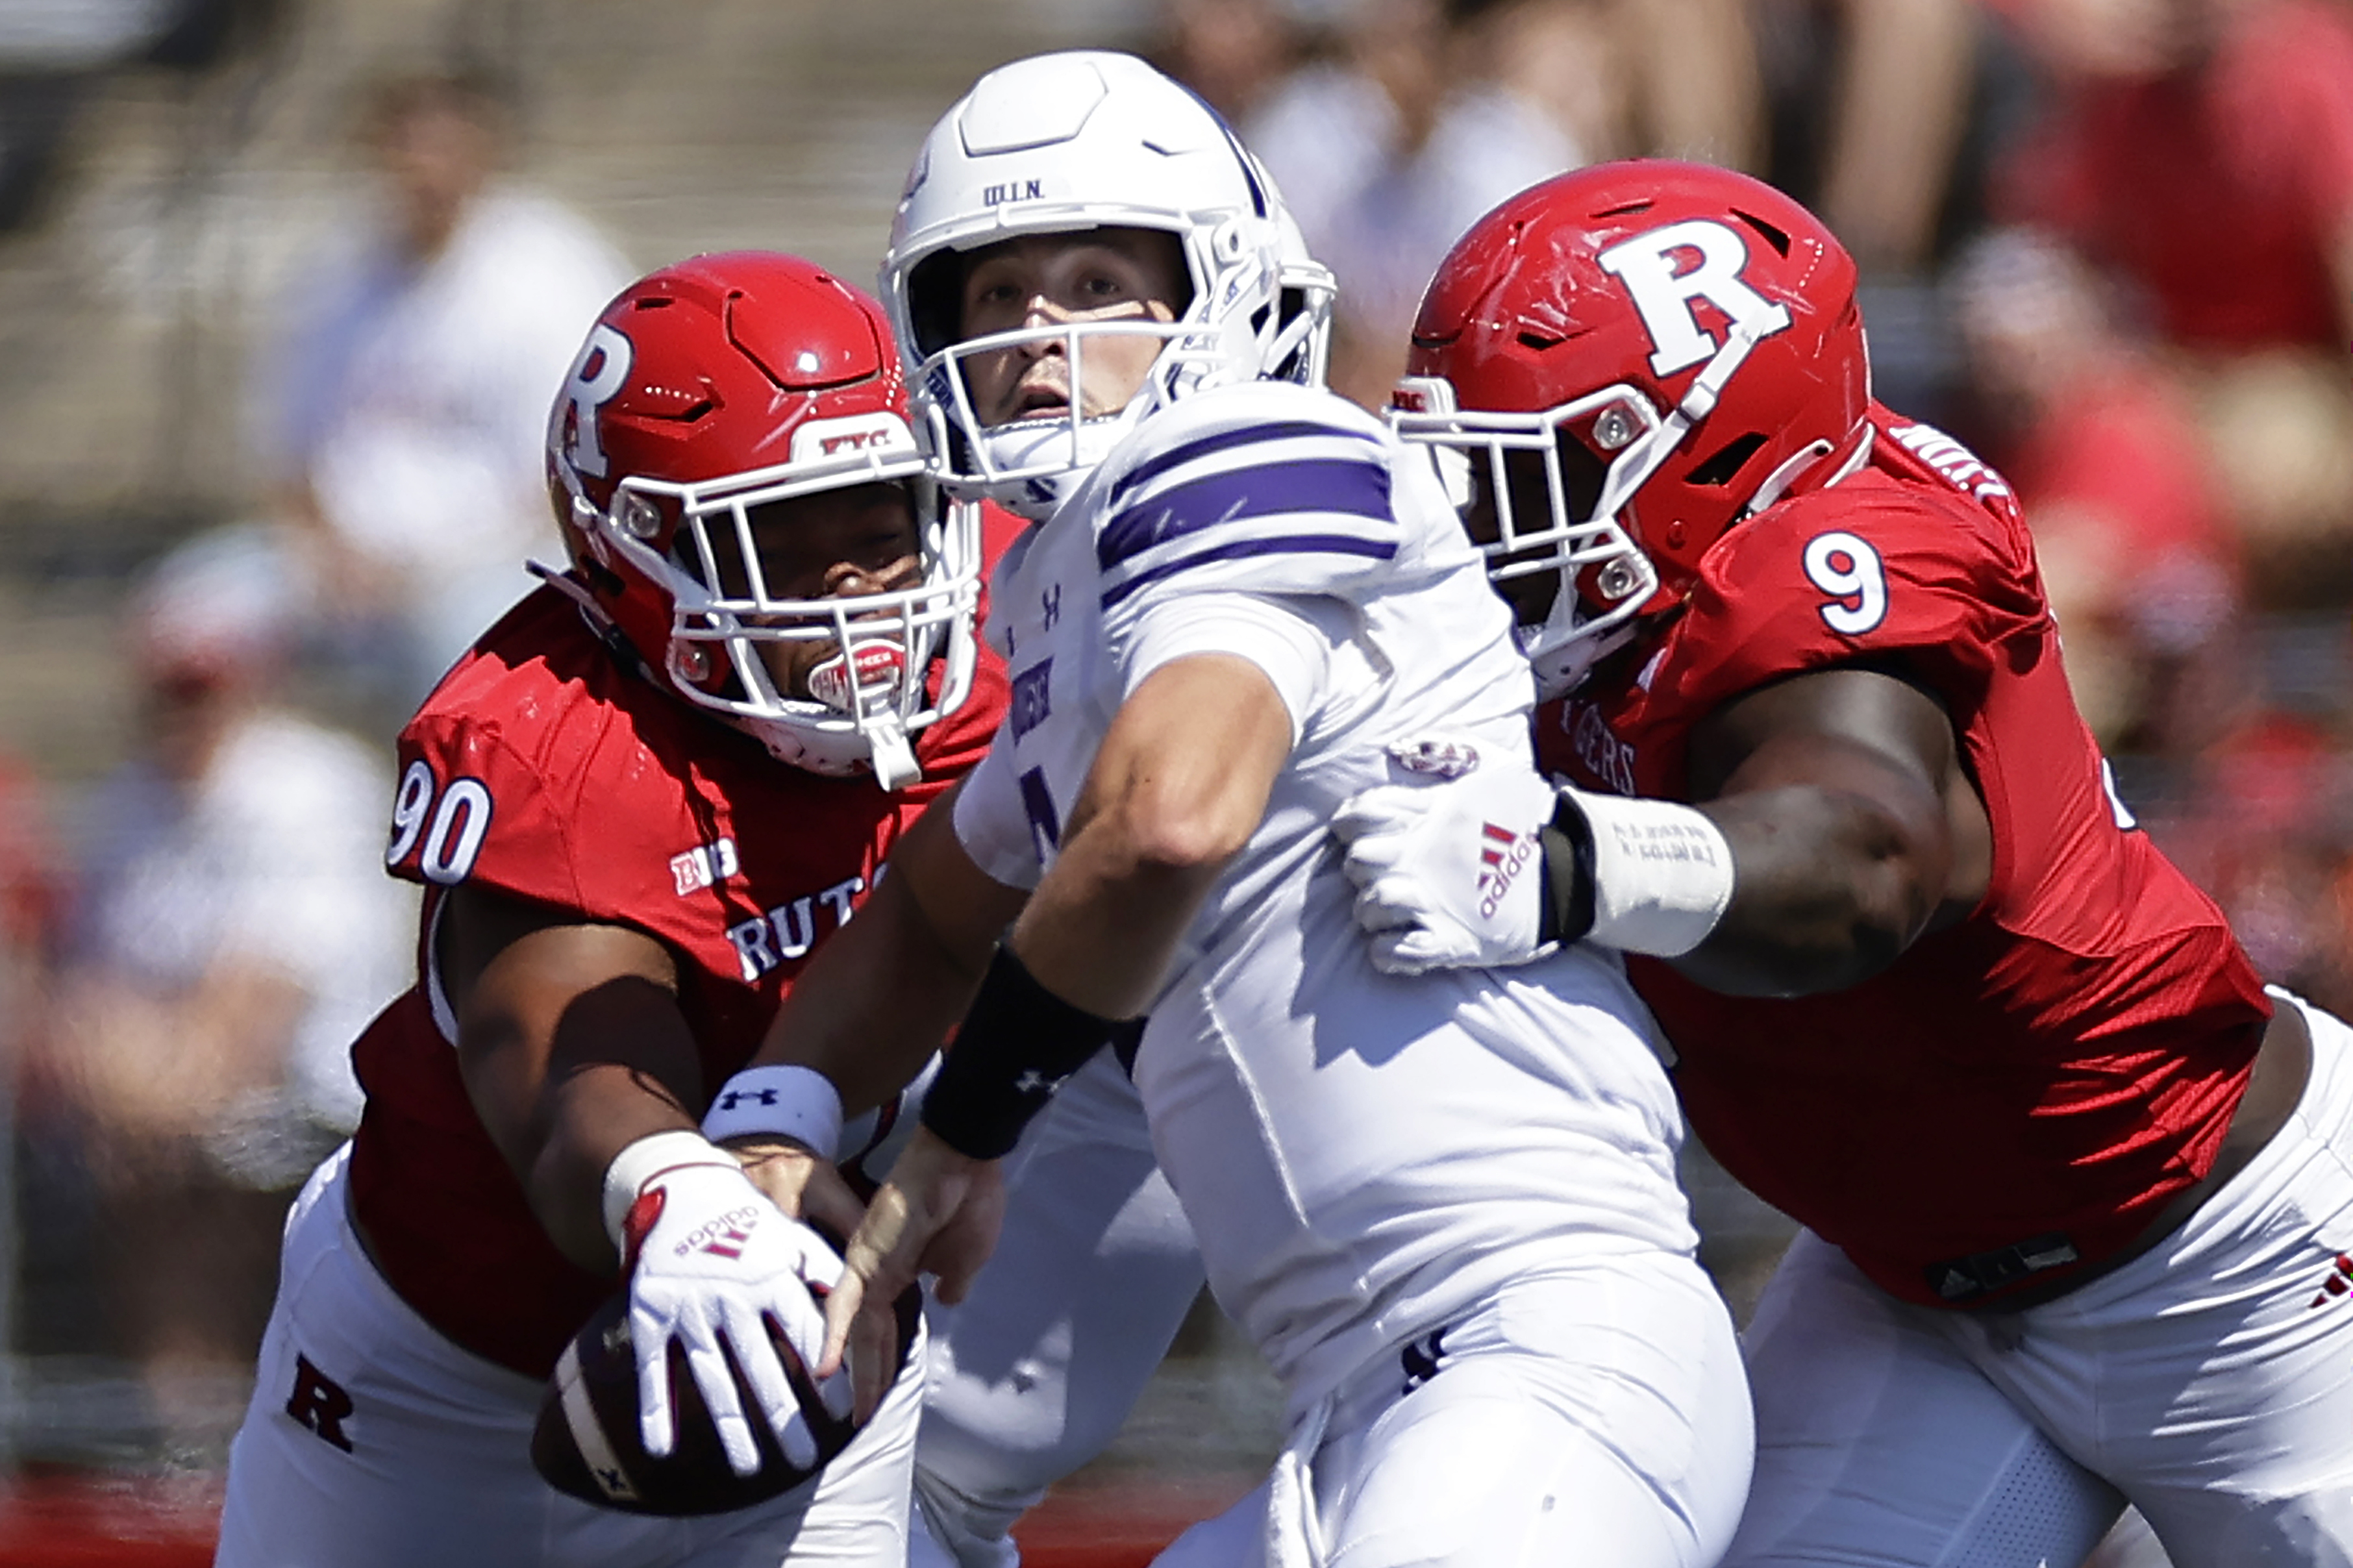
[[530, 1284, 918, 1516]]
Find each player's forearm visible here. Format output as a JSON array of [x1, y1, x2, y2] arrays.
[[1663, 667, 1961, 996], [1669, 783, 1946, 997], [519, 1058, 704, 1271], [1017, 654, 1290, 1015], [1007, 827, 1228, 1018], [756, 865, 1001, 1118], [444, 891, 704, 1273], [458, 972, 706, 1273]]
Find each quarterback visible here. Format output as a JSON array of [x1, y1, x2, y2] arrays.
[[710, 53, 1753, 1568], [212, 252, 1005, 1566], [1341, 161, 2353, 1565]]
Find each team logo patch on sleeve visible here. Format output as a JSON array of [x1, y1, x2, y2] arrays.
[[1388, 737, 1480, 779], [670, 838, 740, 896], [1886, 421, 2015, 508], [1010, 659, 1053, 741]]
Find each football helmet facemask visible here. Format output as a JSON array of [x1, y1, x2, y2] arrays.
[[545, 251, 982, 789], [883, 50, 1333, 520], [1396, 161, 1873, 697]]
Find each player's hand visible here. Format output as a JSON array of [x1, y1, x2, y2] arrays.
[[819, 1125, 1005, 1421], [621, 1162, 853, 1476], [721, 1137, 869, 1245], [1333, 767, 1562, 974]]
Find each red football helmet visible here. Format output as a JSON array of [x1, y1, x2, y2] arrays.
[[1395, 160, 1871, 696], [545, 251, 982, 788]]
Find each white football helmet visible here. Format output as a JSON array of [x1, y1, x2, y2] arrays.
[[882, 50, 1333, 519], [1271, 204, 1337, 390]]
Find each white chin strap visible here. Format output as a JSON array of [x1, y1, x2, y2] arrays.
[[863, 725, 922, 791], [734, 710, 922, 791], [974, 412, 1137, 521], [1525, 614, 1637, 702]]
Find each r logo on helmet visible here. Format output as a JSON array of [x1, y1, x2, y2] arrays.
[[558, 323, 634, 480], [1597, 220, 1793, 377]]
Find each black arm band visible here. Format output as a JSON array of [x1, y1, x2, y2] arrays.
[[920, 945, 1128, 1160], [1538, 790, 1599, 947]]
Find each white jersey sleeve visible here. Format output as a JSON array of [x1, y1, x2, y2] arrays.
[[1115, 591, 1346, 747], [950, 742, 1047, 893], [1089, 382, 1411, 641]]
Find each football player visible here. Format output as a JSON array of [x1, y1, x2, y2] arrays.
[[703, 52, 1754, 1568], [212, 251, 1005, 1567], [873, 204, 1340, 1568], [1336, 160, 2353, 1564]]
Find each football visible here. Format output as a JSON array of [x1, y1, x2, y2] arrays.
[[530, 1282, 919, 1516]]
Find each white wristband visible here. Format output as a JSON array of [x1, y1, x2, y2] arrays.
[[1569, 786, 1736, 958], [699, 1064, 845, 1158], [601, 1129, 737, 1252]]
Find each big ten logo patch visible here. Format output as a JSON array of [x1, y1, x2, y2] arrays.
[[725, 875, 865, 982], [671, 836, 740, 897], [286, 1353, 355, 1452], [1560, 699, 1637, 796], [1010, 658, 1053, 741]]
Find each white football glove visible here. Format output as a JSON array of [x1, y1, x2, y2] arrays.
[[1333, 766, 1561, 975], [621, 1160, 854, 1476]]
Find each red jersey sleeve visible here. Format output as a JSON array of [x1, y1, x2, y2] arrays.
[[387, 710, 591, 913], [1661, 466, 2050, 724]]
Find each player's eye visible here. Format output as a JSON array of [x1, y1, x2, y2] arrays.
[[1077, 268, 1141, 306], [962, 274, 1023, 320]]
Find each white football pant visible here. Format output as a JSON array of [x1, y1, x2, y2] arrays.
[[910, 1050, 1204, 1568], [214, 1144, 925, 1567], [1730, 990, 2353, 1567], [1149, 1254, 1752, 1568]]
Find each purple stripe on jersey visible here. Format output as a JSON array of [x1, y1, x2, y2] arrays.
[[1108, 421, 1372, 510], [1099, 533, 1399, 611], [1098, 457, 1393, 572]]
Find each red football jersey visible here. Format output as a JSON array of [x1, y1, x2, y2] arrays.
[[1538, 405, 2271, 1310], [345, 584, 1008, 1376]]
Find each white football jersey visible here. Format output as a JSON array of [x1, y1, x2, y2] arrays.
[[953, 380, 1693, 1410]]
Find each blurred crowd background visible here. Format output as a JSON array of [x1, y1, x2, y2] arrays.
[[0, 0, 2348, 1524]]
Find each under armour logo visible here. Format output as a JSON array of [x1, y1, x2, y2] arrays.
[[717, 1087, 779, 1112], [1401, 1326, 1448, 1393], [1014, 1069, 1066, 1097], [1040, 583, 1062, 630]]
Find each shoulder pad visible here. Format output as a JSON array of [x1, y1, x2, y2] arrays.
[[1091, 385, 1402, 623]]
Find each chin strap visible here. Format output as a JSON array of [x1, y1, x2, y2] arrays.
[[1741, 424, 1875, 521], [529, 560, 651, 680], [864, 723, 922, 791]]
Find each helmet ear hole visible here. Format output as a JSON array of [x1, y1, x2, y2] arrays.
[[1685, 432, 1768, 488], [580, 556, 627, 599], [1731, 208, 1792, 257], [906, 250, 967, 359], [1552, 432, 1608, 521]]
